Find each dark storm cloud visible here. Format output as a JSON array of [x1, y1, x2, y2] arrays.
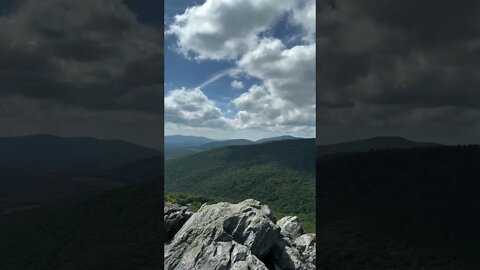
[[317, 0, 480, 144], [0, 0, 163, 148], [0, 0, 162, 112]]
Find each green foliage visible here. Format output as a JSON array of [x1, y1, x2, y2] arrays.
[[166, 192, 218, 211], [164, 194, 176, 204], [165, 139, 316, 232]]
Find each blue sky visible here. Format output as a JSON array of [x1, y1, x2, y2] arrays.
[[164, 0, 315, 140]]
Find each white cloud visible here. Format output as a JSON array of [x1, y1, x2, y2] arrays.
[[167, 0, 303, 60], [231, 80, 244, 89], [165, 88, 228, 128], [233, 38, 316, 128], [238, 38, 315, 106], [232, 84, 315, 128], [165, 0, 316, 138], [164, 83, 314, 129], [290, 0, 316, 42]]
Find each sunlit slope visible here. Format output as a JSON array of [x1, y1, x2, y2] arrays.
[[165, 139, 315, 229]]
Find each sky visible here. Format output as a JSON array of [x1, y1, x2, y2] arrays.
[[164, 0, 316, 140], [0, 0, 164, 149], [317, 0, 480, 145], [3, 0, 474, 147]]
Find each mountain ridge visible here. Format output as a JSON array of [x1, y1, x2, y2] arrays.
[[317, 136, 442, 157], [165, 138, 316, 231], [165, 134, 304, 158], [0, 134, 161, 173]]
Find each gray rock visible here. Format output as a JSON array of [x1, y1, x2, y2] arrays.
[[230, 243, 269, 269], [164, 199, 316, 270], [272, 237, 315, 270], [164, 199, 276, 269], [294, 233, 316, 265], [277, 216, 304, 241], [164, 203, 193, 242]]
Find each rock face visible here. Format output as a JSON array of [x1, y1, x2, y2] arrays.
[[277, 216, 305, 240], [164, 199, 316, 270], [164, 203, 193, 242], [273, 216, 316, 269], [294, 234, 316, 265]]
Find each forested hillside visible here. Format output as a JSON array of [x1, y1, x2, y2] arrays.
[[0, 179, 164, 270], [165, 139, 316, 231], [316, 145, 480, 269]]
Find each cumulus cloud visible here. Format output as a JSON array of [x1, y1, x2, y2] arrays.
[[165, 88, 228, 128], [166, 0, 298, 60], [230, 80, 244, 89], [166, 0, 316, 137], [232, 84, 315, 129], [290, 0, 316, 42], [237, 38, 315, 107]]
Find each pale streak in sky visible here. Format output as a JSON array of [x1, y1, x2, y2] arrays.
[[196, 68, 242, 90]]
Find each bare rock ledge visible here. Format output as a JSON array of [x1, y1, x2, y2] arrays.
[[164, 199, 316, 270]]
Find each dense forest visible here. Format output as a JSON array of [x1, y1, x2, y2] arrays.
[[165, 139, 316, 232], [0, 179, 164, 270], [316, 145, 480, 269]]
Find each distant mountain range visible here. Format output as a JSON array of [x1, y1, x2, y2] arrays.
[[2, 133, 473, 269], [0, 135, 165, 269], [0, 134, 162, 211], [0, 134, 161, 173], [317, 136, 441, 157], [165, 135, 215, 149], [165, 134, 302, 158]]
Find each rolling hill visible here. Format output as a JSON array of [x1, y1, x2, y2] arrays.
[[198, 139, 253, 150], [165, 138, 316, 231], [0, 134, 162, 212], [165, 135, 303, 158], [0, 133, 164, 269], [164, 135, 215, 149], [101, 155, 163, 183], [317, 136, 441, 157], [0, 134, 161, 173], [316, 145, 480, 269], [255, 135, 299, 143]]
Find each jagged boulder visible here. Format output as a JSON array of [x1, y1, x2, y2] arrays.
[[272, 237, 315, 270], [164, 200, 316, 270], [294, 233, 316, 265], [164, 203, 193, 242], [277, 216, 304, 240], [273, 216, 317, 269]]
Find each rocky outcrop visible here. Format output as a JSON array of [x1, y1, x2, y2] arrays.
[[164, 199, 316, 270], [273, 216, 316, 269], [164, 203, 193, 242], [294, 234, 316, 265], [277, 216, 305, 240]]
